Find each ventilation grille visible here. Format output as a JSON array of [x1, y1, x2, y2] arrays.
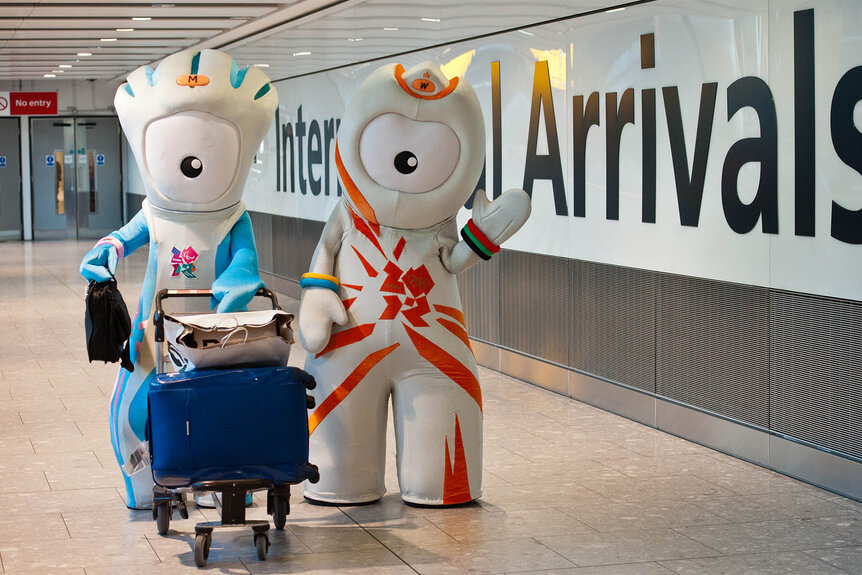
[[770, 291, 862, 459], [271, 214, 298, 280], [248, 211, 273, 274], [657, 275, 770, 427], [572, 260, 656, 392], [459, 255, 500, 343], [498, 251, 570, 366]]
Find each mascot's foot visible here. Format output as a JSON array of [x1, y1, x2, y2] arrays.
[[303, 495, 381, 507], [195, 492, 254, 508]]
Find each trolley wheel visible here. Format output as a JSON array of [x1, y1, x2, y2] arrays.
[[155, 502, 171, 535], [194, 532, 211, 567], [254, 533, 269, 560], [272, 495, 288, 530]]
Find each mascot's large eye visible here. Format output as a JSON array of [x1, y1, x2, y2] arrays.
[[359, 113, 460, 194], [180, 156, 203, 178], [144, 111, 240, 204], [394, 151, 418, 174]]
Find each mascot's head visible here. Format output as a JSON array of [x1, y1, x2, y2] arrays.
[[115, 49, 277, 212], [336, 61, 484, 229]]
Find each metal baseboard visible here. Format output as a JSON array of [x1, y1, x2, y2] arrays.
[[472, 339, 862, 503]]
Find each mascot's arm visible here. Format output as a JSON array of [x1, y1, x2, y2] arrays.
[[80, 209, 150, 283], [297, 203, 349, 354], [211, 212, 265, 313], [441, 188, 532, 274]]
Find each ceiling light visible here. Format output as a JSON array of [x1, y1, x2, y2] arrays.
[[132, 17, 152, 21], [518, 30, 535, 36], [348, 37, 363, 42], [44, 73, 56, 78], [383, 27, 399, 31], [606, 7, 625, 12], [116, 28, 134, 32], [152, 3, 175, 6], [253, 64, 269, 67], [292, 51, 311, 56], [52, 70, 64, 73], [100, 38, 117, 42], [77, 52, 92, 56], [421, 17, 440, 22], [59, 64, 72, 68]]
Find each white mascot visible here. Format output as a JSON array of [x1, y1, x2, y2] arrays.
[[79, 49, 277, 509], [298, 61, 531, 506]]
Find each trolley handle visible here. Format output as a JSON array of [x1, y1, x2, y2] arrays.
[[153, 287, 280, 343]]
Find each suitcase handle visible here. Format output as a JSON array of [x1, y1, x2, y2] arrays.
[[153, 287, 279, 343]]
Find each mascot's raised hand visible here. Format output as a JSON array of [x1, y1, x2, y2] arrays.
[[443, 187, 531, 274], [298, 61, 530, 507]]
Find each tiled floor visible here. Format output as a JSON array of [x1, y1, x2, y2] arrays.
[[1, 239, 861, 575]]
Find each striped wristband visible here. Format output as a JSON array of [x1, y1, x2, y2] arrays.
[[95, 235, 125, 260], [300, 272, 340, 293], [460, 219, 500, 261]]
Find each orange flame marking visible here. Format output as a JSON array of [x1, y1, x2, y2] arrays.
[[308, 343, 400, 435], [402, 296, 430, 327], [437, 317, 473, 353], [393, 237, 407, 260], [351, 246, 379, 278], [443, 415, 472, 504], [349, 205, 384, 255], [342, 297, 357, 310], [433, 304, 467, 328], [403, 323, 482, 411], [380, 295, 403, 320], [315, 323, 375, 359], [335, 143, 379, 232], [341, 283, 364, 291]]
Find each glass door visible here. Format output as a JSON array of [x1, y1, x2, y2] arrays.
[[31, 116, 123, 240], [0, 117, 22, 240]]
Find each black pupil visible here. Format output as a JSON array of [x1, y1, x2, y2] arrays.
[[394, 151, 418, 175], [181, 156, 203, 178]]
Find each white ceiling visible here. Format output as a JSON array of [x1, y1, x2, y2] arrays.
[[0, 0, 634, 83]]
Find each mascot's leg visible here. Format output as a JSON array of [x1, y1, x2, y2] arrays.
[[109, 320, 157, 510], [304, 345, 396, 505], [395, 327, 483, 506]]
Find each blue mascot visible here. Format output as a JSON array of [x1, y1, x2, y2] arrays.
[[79, 49, 277, 509]]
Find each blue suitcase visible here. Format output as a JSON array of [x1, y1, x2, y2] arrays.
[[147, 288, 319, 566], [148, 366, 317, 488]]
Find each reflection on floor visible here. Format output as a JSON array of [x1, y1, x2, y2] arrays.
[[1, 240, 861, 575]]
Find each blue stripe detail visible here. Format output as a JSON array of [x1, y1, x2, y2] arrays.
[[253, 84, 271, 100], [145, 65, 159, 86], [230, 61, 250, 88], [124, 83, 134, 97], [190, 51, 201, 75], [129, 369, 154, 442], [300, 277, 339, 292], [123, 475, 136, 508]]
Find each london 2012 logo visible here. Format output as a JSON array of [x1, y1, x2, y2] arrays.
[[170, 245, 199, 278]]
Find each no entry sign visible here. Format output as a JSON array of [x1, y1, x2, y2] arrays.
[[0, 92, 58, 116]]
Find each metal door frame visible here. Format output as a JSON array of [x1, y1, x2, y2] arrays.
[[0, 117, 23, 240], [29, 114, 124, 240]]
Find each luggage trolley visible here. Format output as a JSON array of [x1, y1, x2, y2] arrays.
[[149, 288, 319, 567]]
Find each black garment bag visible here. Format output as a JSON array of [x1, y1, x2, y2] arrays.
[[85, 277, 134, 371]]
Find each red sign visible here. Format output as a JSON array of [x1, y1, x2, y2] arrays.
[[10, 92, 57, 115]]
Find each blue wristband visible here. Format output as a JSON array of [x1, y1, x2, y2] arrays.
[[300, 277, 339, 292]]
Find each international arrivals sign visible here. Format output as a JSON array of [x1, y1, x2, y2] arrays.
[[242, 1, 862, 302], [0, 92, 58, 116]]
